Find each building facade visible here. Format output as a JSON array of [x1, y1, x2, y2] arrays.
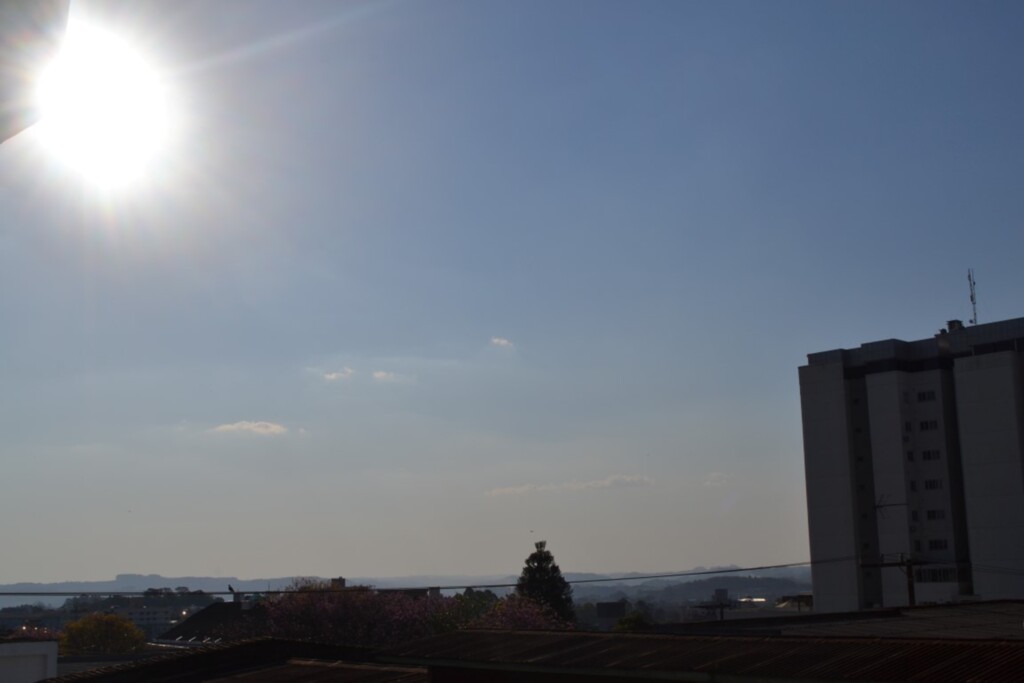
[[800, 317, 1024, 612]]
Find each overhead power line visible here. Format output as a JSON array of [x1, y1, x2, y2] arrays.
[[0, 557, 844, 597]]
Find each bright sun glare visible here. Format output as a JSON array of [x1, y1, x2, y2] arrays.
[[35, 20, 171, 188]]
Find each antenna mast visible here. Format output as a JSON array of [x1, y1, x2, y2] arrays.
[[968, 269, 978, 325]]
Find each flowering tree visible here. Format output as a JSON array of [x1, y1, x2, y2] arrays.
[[263, 586, 466, 647], [258, 581, 570, 647], [470, 594, 572, 631], [2, 626, 59, 642]]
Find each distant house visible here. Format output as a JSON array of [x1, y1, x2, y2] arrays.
[[157, 602, 266, 645]]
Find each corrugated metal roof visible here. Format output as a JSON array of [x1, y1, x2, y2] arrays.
[[206, 660, 427, 682], [383, 630, 1024, 681]]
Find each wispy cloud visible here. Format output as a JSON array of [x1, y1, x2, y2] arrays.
[[210, 421, 288, 436], [372, 370, 414, 383], [703, 471, 728, 488], [324, 367, 354, 381], [485, 474, 653, 497], [490, 336, 514, 348]]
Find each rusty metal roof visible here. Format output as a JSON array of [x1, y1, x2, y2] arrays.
[[383, 630, 1024, 681]]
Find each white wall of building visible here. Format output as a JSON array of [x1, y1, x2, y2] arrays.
[[865, 370, 912, 606], [800, 361, 861, 613], [800, 318, 1024, 612], [0, 641, 58, 683], [955, 351, 1024, 599]]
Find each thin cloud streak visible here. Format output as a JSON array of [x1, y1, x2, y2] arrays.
[[485, 474, 653, 497], [372, 370, 414, 383], [324, 367, 354, 381], [490, 336, 514, 348], [210, 421, 288, 436]]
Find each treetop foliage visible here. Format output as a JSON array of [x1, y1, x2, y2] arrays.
[[515, 540, 575, 623], [60, 613, 147, 656], [237, 582, 570, 647]]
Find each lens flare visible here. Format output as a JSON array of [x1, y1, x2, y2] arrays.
[[35, 20, 171, 188]]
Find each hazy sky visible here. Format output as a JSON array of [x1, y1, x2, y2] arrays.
[[2, 0, 1023, 584]]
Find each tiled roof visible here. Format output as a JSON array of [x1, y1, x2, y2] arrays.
[[383, 629, 1024, 681]]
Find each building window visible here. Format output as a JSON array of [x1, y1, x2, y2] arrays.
[[926, 509, 946, 521], [922, 449, 941, 461], [911, 511, 919, 521], [925, 479, 943, 490], [907, 450, 914, 461], [915, 540, 922, 552], [916, 567, 958, 582], [920, 420, 938, 431], [905, 421, 913, 432], [917, 390, 937, 402], [928, 539, 949, 551], [910, 481, 917, 491]]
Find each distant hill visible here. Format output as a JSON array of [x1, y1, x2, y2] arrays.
[[650, 575, 810, 602], [573, 575, 812, 605], [0, 566, 811, 609]]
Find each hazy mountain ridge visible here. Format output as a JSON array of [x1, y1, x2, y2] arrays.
[[0, 566, 811, 608]]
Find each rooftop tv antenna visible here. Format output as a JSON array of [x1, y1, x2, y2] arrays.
[[968, 269, 978, 325]]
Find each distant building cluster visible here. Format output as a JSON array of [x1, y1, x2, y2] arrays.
[[800, 316, 1024, 611]]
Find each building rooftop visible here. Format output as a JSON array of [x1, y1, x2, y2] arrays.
[[805, 315, 1024, 370], [157, 602, 264, 645], [383, 629, 1024, 682], [658, 600, 1024, 640], [45, 640, 410, 683]]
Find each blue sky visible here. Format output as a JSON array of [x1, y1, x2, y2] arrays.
[[1, 0, 1023, 583]]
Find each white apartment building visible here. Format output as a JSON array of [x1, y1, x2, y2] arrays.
[[800, 317, 1024, 612]]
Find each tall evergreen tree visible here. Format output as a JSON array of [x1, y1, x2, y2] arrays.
[[515, 540, 574, 622]]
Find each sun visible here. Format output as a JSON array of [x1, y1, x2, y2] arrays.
[[35, 19, 172, 189]]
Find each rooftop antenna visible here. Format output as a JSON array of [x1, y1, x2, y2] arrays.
[[968, 269, 978, 325]]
